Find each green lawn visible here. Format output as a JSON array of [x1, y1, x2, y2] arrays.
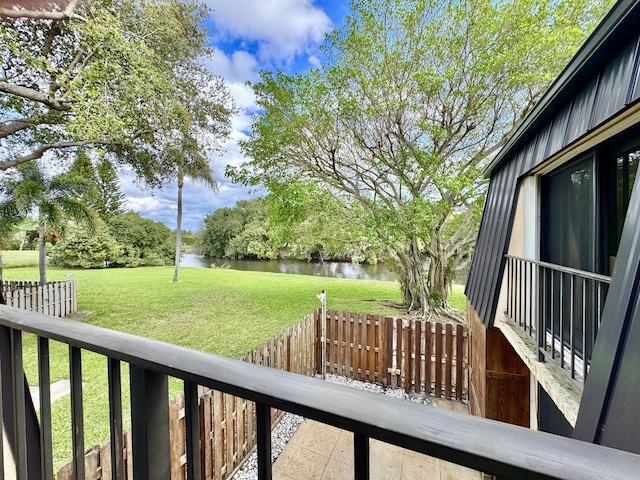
[[0, 249, 39, 267], [3, 264, 465, 470]]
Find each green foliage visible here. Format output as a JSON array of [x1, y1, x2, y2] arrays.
[[0, 0, 233, 187], [197, 193, 382, 262], [50, 222, 122, 268], [231, 0, 614, 313], [181, 230, 196, 247], [66, 149, 126, 220], [69, 151, 96, 182], [264, 181, 380, 262], [107, 212, 174, 266], [197, 199, 276, 259], [93, 156, 126, 220], [0, 161, 96, 282]]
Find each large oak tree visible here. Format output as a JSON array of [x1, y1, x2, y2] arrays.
[[230, 0, 614, 316]]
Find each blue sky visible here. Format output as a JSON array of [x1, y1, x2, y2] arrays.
[[120, 0, 351, 232]]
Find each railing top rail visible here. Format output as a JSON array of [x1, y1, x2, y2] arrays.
[[2, 305, 639, 479], [505, 254, 612, 284]]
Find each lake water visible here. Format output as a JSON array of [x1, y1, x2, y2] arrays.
[[180, 253, 397, 282]]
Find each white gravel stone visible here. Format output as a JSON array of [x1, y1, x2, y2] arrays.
[[231, 373, 431, 479], [231, 412, 304, 480]]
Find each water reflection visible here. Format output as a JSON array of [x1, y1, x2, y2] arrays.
[[180, 253, 396, 282]]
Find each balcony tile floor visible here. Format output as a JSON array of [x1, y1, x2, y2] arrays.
[[273, 399, 481, 480]]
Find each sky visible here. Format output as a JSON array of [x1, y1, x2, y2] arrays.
[[121, 0, 351, 232]]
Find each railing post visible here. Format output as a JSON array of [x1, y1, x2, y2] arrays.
[[538, 265, 545, 362], [38, 337, 53, 480], [130, 366, 170, 480], [108, 359, 125, 480], [184, 380, 201, 480], [70, 346, 84, 480], [256, 402, 272, 479], [354, 432, 369, 479]]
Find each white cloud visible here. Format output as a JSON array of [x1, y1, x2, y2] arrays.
[[228, 81, 258, 112], [308, 54, 321, 68], [204, 50, 259, 135], [209, 0, 332, 62], [208, 50, 259, 83]]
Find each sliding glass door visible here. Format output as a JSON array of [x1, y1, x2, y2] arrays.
[[540, 155, 595, 361]]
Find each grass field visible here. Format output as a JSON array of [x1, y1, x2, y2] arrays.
[[0, 249, 39, 267], [3, 263, 466, 470]]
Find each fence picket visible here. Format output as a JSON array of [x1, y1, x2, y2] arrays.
[[446, 323, 453, 400], [237, 396, 246, 459], [202, 393, 213, 479], [334, 310, 340, 372], [435, 323, 443, 397], [366, 316, 374, 382], [386, 318, 393, 386], [101, 441, 112, 480], [169, 396, 184, 479], [358, 314, 364, 380], [125, 430, 133, 480], [415, 320, 423, 394], [213, 390, 224, 479], [225, 394, 234, 472], [456, 324, 464, 402]]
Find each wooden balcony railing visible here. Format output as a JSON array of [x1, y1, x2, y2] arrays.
[[505, 255, 611, 384], [2, 304, 640, 480]]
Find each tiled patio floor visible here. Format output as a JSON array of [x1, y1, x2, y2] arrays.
[[273, 400, 481, 480]]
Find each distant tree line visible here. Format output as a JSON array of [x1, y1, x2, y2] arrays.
[[196, 188, 381, 264]]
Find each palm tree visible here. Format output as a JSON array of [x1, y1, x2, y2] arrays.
[[0, 161, 95, 284], [173, 160, 217, 282]]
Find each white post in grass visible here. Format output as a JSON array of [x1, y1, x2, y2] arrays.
[[317, 290, 327, 380]]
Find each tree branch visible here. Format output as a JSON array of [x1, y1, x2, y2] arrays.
[[0, 81, 73, 111], [0, 0, 86, 21], [0, 131, 152, 171], [0, 119, 30, 138]]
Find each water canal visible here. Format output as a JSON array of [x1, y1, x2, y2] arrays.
[[180, 253, 397, 282]]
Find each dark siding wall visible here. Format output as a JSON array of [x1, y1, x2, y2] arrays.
[[466, 32, 640, 326], [539, 385, 573, 437]]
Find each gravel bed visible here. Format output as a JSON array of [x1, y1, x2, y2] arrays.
[[231, 373, 431, 479], [231, 412, 304, 480]]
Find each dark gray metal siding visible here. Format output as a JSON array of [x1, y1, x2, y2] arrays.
[[465, 8, 640, 325]]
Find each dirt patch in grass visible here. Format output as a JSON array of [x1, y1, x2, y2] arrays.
[[375, 299, 407, 312]]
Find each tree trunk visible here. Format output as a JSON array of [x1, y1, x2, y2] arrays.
[[394, 236, 429, 313], [173, 173, 183, 283], [426, 233, 450, 311], [393, 234, 461, 319], [38, 215, 46, 285]]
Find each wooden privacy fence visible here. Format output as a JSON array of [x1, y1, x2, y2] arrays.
[[317, 310, 469, 401], [1, 280, 76, 317], [57, 312, 316, 480]]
